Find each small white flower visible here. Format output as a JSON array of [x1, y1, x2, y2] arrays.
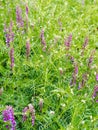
[[81, 100, 86, 103], [49, 111, 55, 115], [81, 120, 85, 124], [71, 89, 74, 95], [61, 103, 66, 108]]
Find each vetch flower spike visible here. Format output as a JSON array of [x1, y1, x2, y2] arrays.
[[65, 34, 72, 50], [40, 29, 47, 51], [70, 63, 78, 86], [4, 21, 14, 47], [26, 5, 29, 15], [10, 48, 14, 70], [2, 106, 16, 130], [92, 86, 98, 103], [88, 49, 96, 68], [16, 6, 24, 28], [96, 74, 98, 81], [22, 104, 35, 126], [26, 39, 30, 59], [22, 107, 29, 121], [78, 73, 88, 89], [28, 104, 35, 126], [39, 99, 44, 112], [81, 37, 89, 55]]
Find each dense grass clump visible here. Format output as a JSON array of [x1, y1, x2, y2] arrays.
[[0, 0, 98, 129]]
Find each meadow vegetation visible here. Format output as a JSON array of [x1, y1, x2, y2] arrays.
[[0, 0, 98, 129]]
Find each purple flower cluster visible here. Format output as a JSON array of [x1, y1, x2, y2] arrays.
[[70, 64, 78, 86], [58, 18, 63, 31], [22, 104, 35, 126], [25, 5, 29, 32], [88, 49, 95, 68], [40, 29, 47, 51], [39, 99, 43, 112], [4, 21, 14, 47], [81, 37, 89, 55], [2, 106, 16, 130], [65, 34, 72, 50], [16, 6, 24, 28], [26, 39, 30, 59], [92, 86, 98, 102], [22, 107, 28, 121], [96, 74, 98, 81], [78, 73, 88, 89], [26, 5, 29, 15], [10, 48, 14, 70]]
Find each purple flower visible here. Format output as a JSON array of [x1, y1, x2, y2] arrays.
[[70, 56, 74, 62], [32, 114, 35, 126], [10, 48, 14, 70], [65, 34, 72, 50], [40, 29, 47, 51], [78, 73, 88, 89], [28, 104, 35, 126], [22, 107, 29, 121], [81, 37, 89, 55], [26, 39, 30, 59], [88, 49, 95, 68], [39, 99, 43, 112], [70, 75, 76, 86], [96, 74, 98, 81], [2, 106, 16, 130], [26, 5, 29, 15], [70, 64, 78, 86], [83, 37, 88, 48], [92, 86, 98, 103], [74, 65, 78, 75], [16, 6, 24, 28], [22, 104, 35, 126], [4, 21, 14, 47]]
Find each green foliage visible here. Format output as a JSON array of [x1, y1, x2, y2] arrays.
[[0, 0, 98, 129]]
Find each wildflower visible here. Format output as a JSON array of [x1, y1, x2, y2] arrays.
[[96, 74, 98, 81], [59, 67, 63, 75], [88, 49, 95, 68], [74, 65, 78, 75], [78, 73, 88, 89], [4, 21, 14, 47], [0, 87, 3, 96], [70, 64, 78, 86], [26, 39, 30, 59], [81, 37, 88, 55], [2, 106, 16, 130], [70, 56, 74, 63], [58, 18, 63, 31], [22, 107, 28, 121], [16, 6, 24, 28], [22, 104, 35, 126], [49, 110, 55, 115], [25, 4, 29, 32], [26, 5, 29, 15], [61, 103, 66, 108], [28, 104, 35, 126], [70, 75, 76, 86], [10, 48, 14, 70], [40, 29, 47, 51], [64, 34, 72, 50], [83, 37, 88, 48], [39, 98, 43, 112], [92, 86, 98, 102]]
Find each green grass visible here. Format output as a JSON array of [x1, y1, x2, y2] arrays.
[[0, 0, 98, 129]]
